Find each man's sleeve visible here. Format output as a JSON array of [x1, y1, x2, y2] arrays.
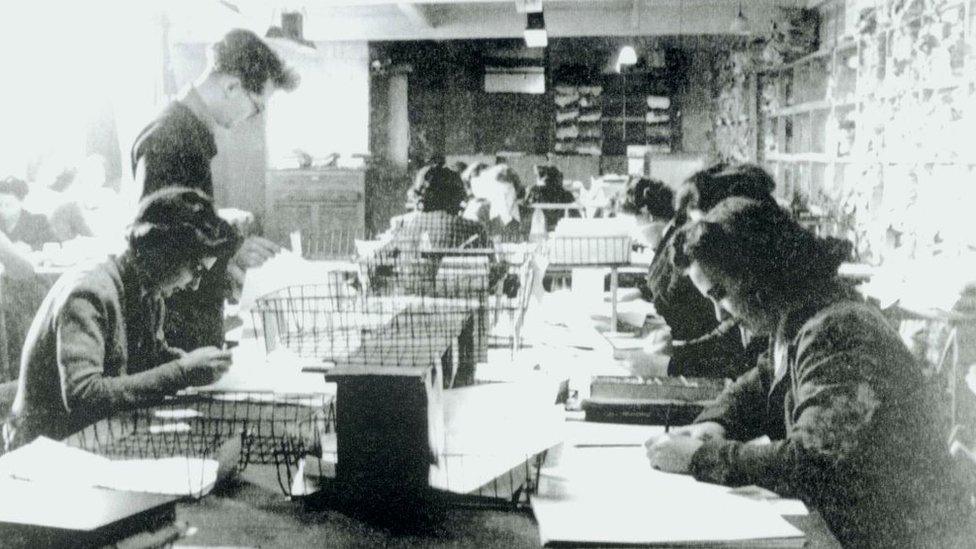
[[57, 295, 188, 419]]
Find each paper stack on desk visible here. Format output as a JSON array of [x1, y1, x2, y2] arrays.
[[531, 446, 805, 547], [0, 437, 220, 498]]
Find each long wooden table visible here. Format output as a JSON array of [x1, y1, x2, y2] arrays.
[[173, 421, 841, 548]]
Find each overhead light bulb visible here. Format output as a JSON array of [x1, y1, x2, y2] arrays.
[[524, 12, 547, 48], [617, 45, 638, 67]]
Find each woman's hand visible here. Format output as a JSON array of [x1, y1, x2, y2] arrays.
[[644, 421, 726, 447], [644, 326, 674, 356], [645, 434, 704, 474], [178, 347, 233, 386]]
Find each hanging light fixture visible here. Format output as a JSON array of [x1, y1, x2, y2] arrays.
[[524, 11, 547, 48], [730, 0, 749, 34], [615, 45, 638, 72]]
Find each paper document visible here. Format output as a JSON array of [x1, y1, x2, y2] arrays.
[[531, 446, 805, 547], [190, 338, 336, 397], [238, 250, 359, 312], [0, 437, 221, 497], [428, 382, 565, 494]]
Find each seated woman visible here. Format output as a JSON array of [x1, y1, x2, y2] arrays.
[[621, 176, 673, 251], [3, 187, 241, 450], [386, 164, 488, 250], [646, 197, 974, 548], [645, 163, 776, 379], [459, 162, 489, 195], [48, 154, 125, 242], [0, 176, 56, 251], [463, 164, 523, 241], [524, 165, 578, 233]]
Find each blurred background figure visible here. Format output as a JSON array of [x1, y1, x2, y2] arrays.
[[620, 176, 674, 251], [525, 164, 578, 233], [48, 154, 124, 242], [0, 176, 56, 251], [464, 164, 523, 241]]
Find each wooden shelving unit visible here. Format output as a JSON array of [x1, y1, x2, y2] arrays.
[[599, 59, 681, 157], [758, 0, 976, 258]]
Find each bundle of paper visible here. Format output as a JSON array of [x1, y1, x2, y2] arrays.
[[0, 437, 222, 498], [531, 446, 806, 547]]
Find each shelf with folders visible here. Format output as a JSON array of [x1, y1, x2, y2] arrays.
[[66, 391, 335, 496], [553, 85, 603, 156]]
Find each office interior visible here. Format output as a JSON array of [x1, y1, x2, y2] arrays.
[[0, 1, 974, 547]]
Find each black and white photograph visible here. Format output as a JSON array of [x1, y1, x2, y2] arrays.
[[0, 0, 974, 547]]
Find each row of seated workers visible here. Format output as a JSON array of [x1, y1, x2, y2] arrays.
[[1, 155, 974, 547]]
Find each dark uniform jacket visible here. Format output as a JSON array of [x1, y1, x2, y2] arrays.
[[691, 287, 974, 547], [131, 99, 230, 350]]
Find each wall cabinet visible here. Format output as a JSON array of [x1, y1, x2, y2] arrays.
[[265, 168, 366, 258]]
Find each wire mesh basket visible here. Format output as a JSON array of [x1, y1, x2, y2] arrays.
[[547, 234, 632, 266], [251, 246, 544, 369], [274, 419, 553, 509], [66, 392, 335, 496], [300, 227, 372, 260]]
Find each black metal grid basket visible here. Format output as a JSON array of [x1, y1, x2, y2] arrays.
[[251, 245, 544, 367], [66, 392, 335, 496], [273, 427, 552, 509]]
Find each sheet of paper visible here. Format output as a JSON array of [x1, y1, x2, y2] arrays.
[[531, 446, 805, 547], [190, 339, 336, 396], [0, 437, 221, 497], [428, 382, 565, 494], [238, 251, 358, 312]]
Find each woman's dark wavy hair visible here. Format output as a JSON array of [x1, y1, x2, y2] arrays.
[[674, 163, 776, 225], [127, 187, 242, 286], [673, 197, 852, 307], [535, 165, 564, 188], [407, 165, 468, 215], [623, 176, 675, 220]]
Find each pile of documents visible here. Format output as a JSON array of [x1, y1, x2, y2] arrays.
[[0, 437, 221, 498]]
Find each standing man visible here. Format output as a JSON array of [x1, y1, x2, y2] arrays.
[[131, 28, 299, 351]]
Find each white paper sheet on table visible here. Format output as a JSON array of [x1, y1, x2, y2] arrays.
[[429, 382, 565, 494], [190, 342, 335, 398], [238, 251, 358, 312], [0, 437, 219, 497], [531, 446, 805, 547]]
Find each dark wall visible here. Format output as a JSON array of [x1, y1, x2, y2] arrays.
[[374, 40, 553, 165], [371, 37, 731, 168]]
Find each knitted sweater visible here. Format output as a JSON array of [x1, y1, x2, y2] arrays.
[[6, 255, 189, 447]]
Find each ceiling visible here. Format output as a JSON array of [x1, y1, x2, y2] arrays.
[[169, 0, 814, 43]]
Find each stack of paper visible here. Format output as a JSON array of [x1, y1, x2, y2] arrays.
[[429, 381, 565, 494], [0, 437, 220, 498], [531, 446, 805, 547]]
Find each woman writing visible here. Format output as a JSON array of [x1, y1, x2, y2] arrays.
[[646, 197, 973, 547], [4, 187, 241, 449]]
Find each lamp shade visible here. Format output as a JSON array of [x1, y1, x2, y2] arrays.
[[617, 45, 638, 66]]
